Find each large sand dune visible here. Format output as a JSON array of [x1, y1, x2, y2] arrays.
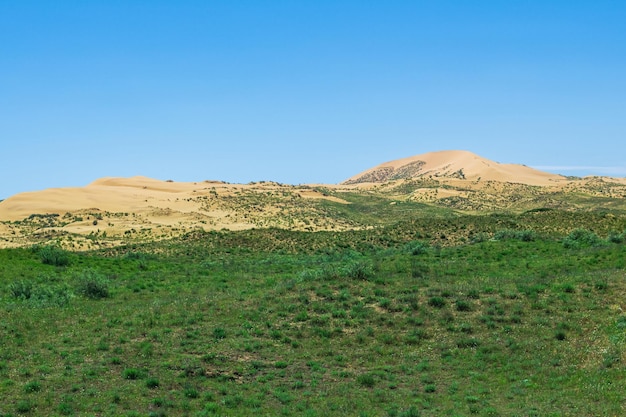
[[343, 150, 567, 186]]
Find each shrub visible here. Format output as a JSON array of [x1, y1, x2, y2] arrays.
[[75, 269, 110, 299], [411, 259, 428, 278], [38, 245, 70, 266], [16, 399, 32, 413], [607, 231, 625, 244], [493, 229, 536, 242], [123, 368, 142, 380], [213, 327, 227, 340], [24, 380, 41, 393], [456, 337, 480, 348], [58, 402, 73, 415], [563, 229, 602, 249], [184, 387, 200, 398], [428, 297, 446, 308], [31, 284, 73, 307], [399, 406, 421, 417], [9, 280, 72, 307], [424, 384, 436, 393], [9, 280, 33, 299], [470, 232, 490, 244], [357, 373, 376, 388], [455, 299, 472, 312], [342, 261, 373, 280], [405, 241, 429, 255], [145, 377, 160, 389], [299, 265, 340, 281]]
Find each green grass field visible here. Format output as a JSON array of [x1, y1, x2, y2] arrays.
[[1, 214, 625, 416]]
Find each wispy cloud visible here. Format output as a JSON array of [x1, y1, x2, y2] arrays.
[[533, 166, 626, 177]]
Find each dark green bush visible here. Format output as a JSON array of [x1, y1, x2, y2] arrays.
[[38, 245, 70, 266], [456, 337, 480, 348], [9, 280, 33, 299], [455, 299, 472, 312], [428, 297, 446, 308], [75, 269, 110, 299], [145, 377, 160, 388], [123, 368, 142, 380], [607, 231, 625, 244], [24, 380, 42, 393], [184, 387, 200, 398], [213, 327, 227, 340]]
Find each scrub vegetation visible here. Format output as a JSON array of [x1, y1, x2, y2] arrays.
[[1, 210, 625, 416]]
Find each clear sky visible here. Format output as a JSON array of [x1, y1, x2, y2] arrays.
[[2, 1, 626, 199]]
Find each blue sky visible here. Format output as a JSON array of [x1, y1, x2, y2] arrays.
[[2, 1, 625, 199]]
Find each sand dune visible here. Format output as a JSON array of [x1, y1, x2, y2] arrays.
[[0, 150, 624, 249], [0, 176, 354, 250], [0, 177, 231, 221], [343, 150, 566, 186]]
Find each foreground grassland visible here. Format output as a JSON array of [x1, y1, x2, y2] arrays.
[[1, 215, 625, 416]]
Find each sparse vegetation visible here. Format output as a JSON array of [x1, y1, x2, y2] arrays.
[[1, 201, 626, 416]]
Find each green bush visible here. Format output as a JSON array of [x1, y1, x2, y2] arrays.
[[16, 399, 32, 413], [213, 327, 227, 340], [38, 245, 70, 266], [123, 368, 142, 380], [9, 280, 33, 299], [75, 269, 110, 299], [357, 373, 376, 387], [607, 231, 625, 244], [30, 284, 73, 307], [342, 261, 373, 280], [24, 380, 42, 393], [563, 229, 603, 249], [405, 241, 429, 255], [493, 229, 536, 242], [428, 297, 446, 308], [145, 377, 160, 388], [8, 280, 72, 307], [455, 299, 472, 312]]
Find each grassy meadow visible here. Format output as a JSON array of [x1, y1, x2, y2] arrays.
[[1, 210, 625, 416]]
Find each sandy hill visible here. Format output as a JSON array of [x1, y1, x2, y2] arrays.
[[1, 151, 625, 249], [0, 176, 354, 249], [342, 150, 566, 186]]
